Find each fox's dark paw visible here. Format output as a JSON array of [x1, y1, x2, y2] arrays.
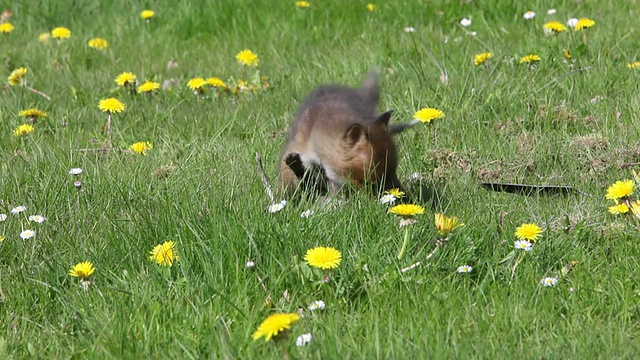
[[285, 153, 306, 180]]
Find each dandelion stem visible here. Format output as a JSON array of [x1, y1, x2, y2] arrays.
[[255, 152, 275, 202], [397, 227, 411, 260], [25, 86, 51, 101], [400, 241, 442, 273], [106, 112, 112, 149]]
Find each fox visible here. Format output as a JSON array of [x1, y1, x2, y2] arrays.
[[277, 72, 407, 198]]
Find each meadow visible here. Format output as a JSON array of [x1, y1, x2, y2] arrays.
[[2, 0, 640, 358]]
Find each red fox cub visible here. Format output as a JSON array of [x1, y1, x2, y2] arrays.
[[277, 72, 404, 198]]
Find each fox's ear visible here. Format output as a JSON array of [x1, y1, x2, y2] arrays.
[[375, 110, 393, 127], [345, 124, 367, 146]]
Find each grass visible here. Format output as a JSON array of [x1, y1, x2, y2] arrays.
[[2, 0, 640, 358]]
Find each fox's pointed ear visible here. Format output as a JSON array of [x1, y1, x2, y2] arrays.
[[345, 124, 367, 146], [375, 110, 393, 126]]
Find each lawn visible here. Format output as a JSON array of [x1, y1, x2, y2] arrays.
[[2, 0, 640, 358]]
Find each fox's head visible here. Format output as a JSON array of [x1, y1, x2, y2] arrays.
[[341, 110, 401, 191]]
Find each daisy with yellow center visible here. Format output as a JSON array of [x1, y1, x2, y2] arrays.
[[187, 77, 207, 91], [0, 22, 14, 33], [514, 223, 543, 243], [385, 188, 405, 197], [434, 213, 464, 236], [115, 72, 137, 86], [366, 4, 375, 11], [519, 54, 541, 64], [206, 77, 228, 89], [19, 108, 48, 121], [69, 261, 95, 279], [295, 1, 310, 8], [627, 62, 640, 70], [137, 80, 160, 94], [605, 180, 634, 201], [8, 67, 27, 86], [236, 49, 259, 67], [252, 313, 301, 341], [575, 18, 595, 31], [51, 26, 71, 39], [543, 21, 568, 34], [474, 52, 492, 66], [413, 108, 444, 123], [13, 124, 35, 137], [608, 203, 629, 215], [88, 37, 108, 50], [141, 10, 155, 20], [149, 241, 178, 267], [304, 246, 342, 270], [39, 32, 51, 42], [129, 141, 153, 155]]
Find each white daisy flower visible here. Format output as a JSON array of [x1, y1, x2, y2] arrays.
[[523, 11, 536, 20], [308, 300, 325, 311], [11, 206, 26, 215], [540, 277, 558, 287], [68, 168, 83, 175], [20, 229, 36, 239], [460, 18, 472, 27], [514, 240, 533, 252], [245, 261, 255, 268], [567, 18, 578, 28], [267, 200, 287, 213], [296, 333, 312, 347], [380, 194, 396, 205], [547, 9, 557, 15], [0, 214, 7, 222], [28, 215, 46, 223], [300, 209, 315, 218], [403, 26, 415, 33], [457, 265, 473, 273]]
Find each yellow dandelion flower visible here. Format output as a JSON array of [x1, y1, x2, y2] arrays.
[[206, 77, 228, 89], [520, 54, 541, 64], [474, 52, 492, 66], [19, 108, 48, 120], [141, 10, 155, 20], [514, 223, 543, 243], [543, 21, 567, 34], [575, 18, 595, 31], [413, 108, 444, 123], [434, 213, 464, 236], [605, 180, 634, 201], [385, 188, 405, 197], [563, 49, 572, 60], [236, 49, 259, 67], [129, 141, 153, 155], [252, 313, 300, 341], [38, 32, 51, 42], [51, 26, 71, 39], [388, 203, 425, 217], [295, 1, 310, 8], [0, 236, 4, 242], [608, 203, 629, 215], [69, 261, 95, 279], [13, 123, 35, 136], [627, 62, 640, 70], [366, 4, 376, 11], [88, 37, 108, 50], [149, 241, 178, 267], [0, 22, 14, 33], [98, 98, 125, 113], [115, 72, 137, 86], [187, 77, 207, 90], [137, 80, 160, 93], [7, 67, 27, 86], [304, 246, 342, 270]]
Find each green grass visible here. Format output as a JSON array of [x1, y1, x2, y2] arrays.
[[2, 0, 640, 358]]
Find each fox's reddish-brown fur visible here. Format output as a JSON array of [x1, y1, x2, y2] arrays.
[[277, 73, 402, 198]]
